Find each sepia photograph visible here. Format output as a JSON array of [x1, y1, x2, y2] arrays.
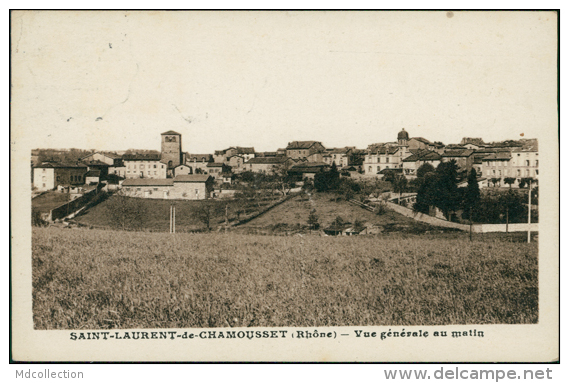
[[11, 10, 558, 362]]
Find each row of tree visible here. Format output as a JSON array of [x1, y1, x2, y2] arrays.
[[412, 161, 537, 224]]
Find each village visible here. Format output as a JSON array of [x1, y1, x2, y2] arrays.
[[31, 128, 538, 195], [30, 128, 539, 236]]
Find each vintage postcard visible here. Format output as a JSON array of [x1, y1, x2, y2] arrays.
[[11, 10, 559, 362]]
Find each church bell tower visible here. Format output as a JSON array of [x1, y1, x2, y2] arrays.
[[161, 130, 182, 172]]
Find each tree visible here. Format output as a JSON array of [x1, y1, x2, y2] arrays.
[[433, 161, 461, 220], [329, 162, 340, 190], [314, 164, 340, 192], [499, 189, 525, 230], [393, 175, 408, 204], [413, 172, 437, 214], [382, 170, 396, 184], [416, 163, 435, 179], [462, 169, 480, 221], [504, 177, 516, 188], [307, 209, 320, 230], [196, 201, 220, 231], [353, 218, 365, 233], [490, 177, 501, 187]]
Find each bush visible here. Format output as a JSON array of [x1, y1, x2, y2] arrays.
[[32, 210, 48, 227]]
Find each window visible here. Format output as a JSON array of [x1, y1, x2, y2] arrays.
[[535, 160, 538, 166], [535, 169, 538, 175], [154, 164, 157, 168], [517, 169, 521, 176], [368, 166, 372, 173], [154, 171, 157, 175], [525, 160, 530, 166], [162, 165, 164, 169], [70, 176, 73, 181], [136, 188, 141, 191], [42, 183, 45, 188], [377, 166, 380, 172], [154, 188, 158, 191]]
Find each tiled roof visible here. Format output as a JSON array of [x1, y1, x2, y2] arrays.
[[122, 153, 162, 161], [173, 175, 211, 183], [81, 159, 111, 166], [246, 157, 289, 164], [291, 162, 328, 169], [122, 178, 174, 186], [161, 130, 181, 135], [85, 170, 101, 177], [329, 147, 352, 154], [403, 150, 441, 162], [236, 147, 255, 154], [441, 149, 475, 157], [482, 152, 512, 161], [35, 162, 88, 169], [286, 141, 322, 150], [368, 146, 399, 155]]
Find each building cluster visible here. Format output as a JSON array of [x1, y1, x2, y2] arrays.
[[32, 129, 538, 200]]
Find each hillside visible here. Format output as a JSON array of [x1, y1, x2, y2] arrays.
[[235, 192, 432, 234]]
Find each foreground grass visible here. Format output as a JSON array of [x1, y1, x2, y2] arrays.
[[33, 227, 537, 329]]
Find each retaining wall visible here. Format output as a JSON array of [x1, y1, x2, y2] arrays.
[[384, 202, 538, 233], [49, 185, 103, 221]]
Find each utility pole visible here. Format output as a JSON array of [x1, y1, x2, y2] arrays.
[[469, 206, 472, 242], [170, 205, 173, 233], [225, 203, 229, 233], [527, 180, 532, 243], [173, 206, 176, 233]]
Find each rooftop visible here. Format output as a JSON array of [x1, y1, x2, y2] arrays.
[[246, 157, 290, 164], [286, 141, 322, 150], [122, 153, 162, 161], [173, 175, 211, 183], [122, 178, 174, 186]]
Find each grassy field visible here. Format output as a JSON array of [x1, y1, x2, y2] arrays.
[[73, 193, 281, 232], [32, 227, 538, 329], [32, 192, 71, 213], [235, 192, 435, 234]]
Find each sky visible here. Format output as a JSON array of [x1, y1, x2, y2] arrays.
[[11, 11, 558, 153]]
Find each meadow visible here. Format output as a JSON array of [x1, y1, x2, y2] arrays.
[[32, 227, 538, 329], [73, 193, 281, 232]]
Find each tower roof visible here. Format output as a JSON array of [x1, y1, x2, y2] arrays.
[[161, 130, 181, 135], [397, 128, 409, 140]]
